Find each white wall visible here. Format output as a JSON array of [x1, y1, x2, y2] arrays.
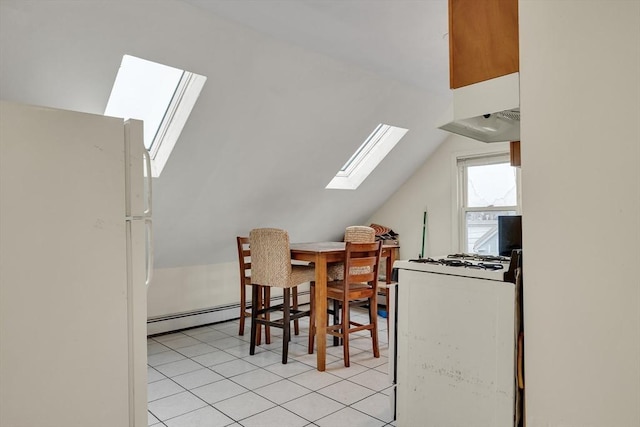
[[148, 263, 307, 317], [150, 130, 499, 323], [0, 0, 448, 270], [369, 135, 509, 260], [148, 262, 251, 334], [148, 262, 238, 318], [519, 1, 639, 426], [148, 262, 309, 333]]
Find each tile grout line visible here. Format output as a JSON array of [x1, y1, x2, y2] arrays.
[[148, 310, 395, 426]]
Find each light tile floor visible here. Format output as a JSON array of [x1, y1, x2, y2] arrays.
[[147, 307, 396, 427]]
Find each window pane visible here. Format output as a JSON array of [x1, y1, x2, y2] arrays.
[[105, 55, 184, 150], [326, 124, 408, 190], [467, 162, 517, 207], [465, 210, 517, 255]]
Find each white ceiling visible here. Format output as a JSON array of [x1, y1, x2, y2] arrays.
[[0, 0, 453, 268], [183, 0, 450, 92]]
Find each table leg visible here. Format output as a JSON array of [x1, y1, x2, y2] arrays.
[[384, 248, 397, 336], [314, 253, 327, 371], [386, 247, 396, 284]]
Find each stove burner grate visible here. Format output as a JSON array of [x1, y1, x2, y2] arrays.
[[447, 253, 510, 263], [438, 259, 473, 267], [408, 257, 441, 264], [476, 263, 504, 271], [408, 257, 506, 270]]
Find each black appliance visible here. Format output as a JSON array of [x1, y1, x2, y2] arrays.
[[498, 215, 522, 256]]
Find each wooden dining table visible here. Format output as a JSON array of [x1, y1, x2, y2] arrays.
[[289, 241, 399, 371]]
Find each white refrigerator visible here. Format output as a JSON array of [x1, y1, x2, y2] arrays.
[[0, 100, 152, 426]]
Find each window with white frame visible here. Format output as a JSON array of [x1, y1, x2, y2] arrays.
[[457, 153, 520, 255], [326, 124, 408, 190], [105, 55, 206, 177]]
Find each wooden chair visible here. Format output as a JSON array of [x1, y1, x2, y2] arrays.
[[237, 236, 252, 336], [327, 225, 376, 280], [248, 228, 315, 364], [237, 235, 303, 341], [329, 225, 394, 336], [237, 236, 271, 344], [324, 226, 376, 344], [309, 241, 382, 367]]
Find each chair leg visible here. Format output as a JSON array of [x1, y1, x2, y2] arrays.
[[308, 287, 341, 352], [292, 286, 299, 336], [342, 298, 350, 367], [369, 294, 380, 358], [333, 299, 340, 346], [282, 288, 291, 364], [264, 287, 271, 345], [239, 283, 246, 336], [249, 285, 260, 356], [385, 288, 390, 339], [368, 298, 374, 337], [255, 286, 264, 345], [308, 285, 315, 354]]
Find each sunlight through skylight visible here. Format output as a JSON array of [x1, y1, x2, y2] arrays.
[[105, 55, 206, 177], [326, 124, 408, 190]]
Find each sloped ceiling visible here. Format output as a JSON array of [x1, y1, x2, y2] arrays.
[[0, 0, 451, 268]]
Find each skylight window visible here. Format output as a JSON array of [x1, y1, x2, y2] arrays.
[[326, 124, 408, 190], [105, 55, 206, 177]]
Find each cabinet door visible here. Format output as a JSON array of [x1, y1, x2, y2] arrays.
[[449, 0, 519, 88]]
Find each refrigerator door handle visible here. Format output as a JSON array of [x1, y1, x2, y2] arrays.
[[141, 147, 153, 288], [145, 218, 153, 287], [143, 148, 152, 217]]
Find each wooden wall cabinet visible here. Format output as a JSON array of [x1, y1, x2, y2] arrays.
[[510, 140, 521, 167], [449, 0, 519, 89]]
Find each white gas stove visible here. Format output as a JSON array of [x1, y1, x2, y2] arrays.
[[396, 253, 512, 281], [389, 251, 523, 425]]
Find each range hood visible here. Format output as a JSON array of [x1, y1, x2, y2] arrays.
[[439, 72, 520, 143]]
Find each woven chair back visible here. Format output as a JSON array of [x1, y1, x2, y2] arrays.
[[249, 228, 293, 288], [344, 226, 375, 243]]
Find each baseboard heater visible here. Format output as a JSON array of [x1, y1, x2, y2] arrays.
[[147, 291, 311, 336]]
